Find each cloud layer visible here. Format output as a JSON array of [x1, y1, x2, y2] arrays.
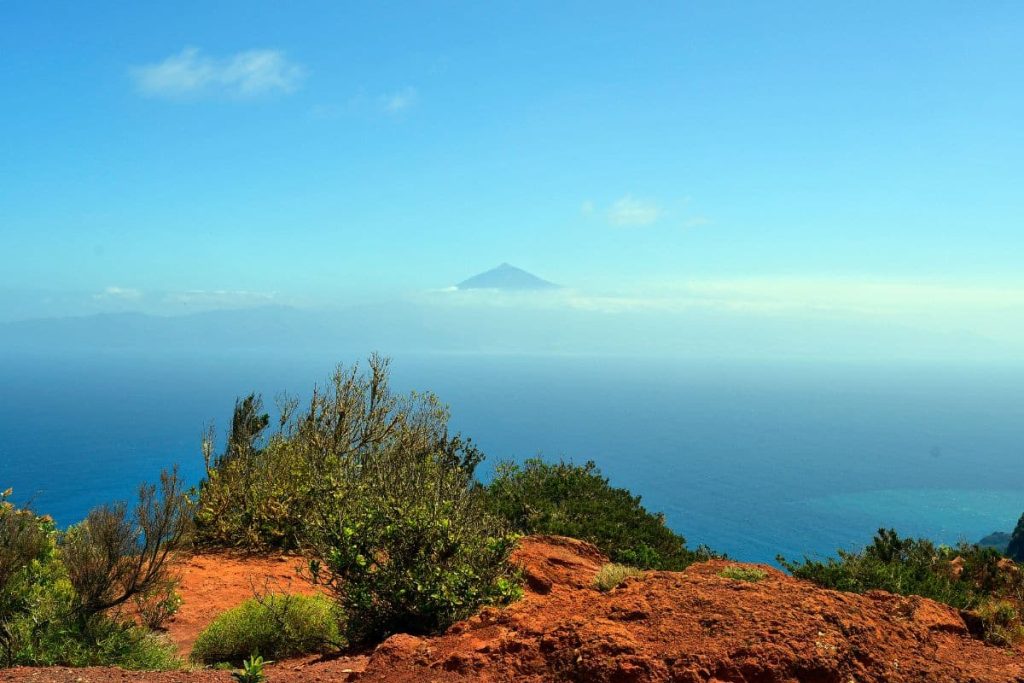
[[132, 47, 305, 99]]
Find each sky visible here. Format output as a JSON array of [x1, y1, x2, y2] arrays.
[[1, 2, 1023, 350]]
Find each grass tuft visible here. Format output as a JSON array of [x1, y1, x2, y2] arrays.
[[718, 565, 768, 583], [594, 563, 644, 592]]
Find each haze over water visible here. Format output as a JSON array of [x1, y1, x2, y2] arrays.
[[2, 350, 1020, 564]]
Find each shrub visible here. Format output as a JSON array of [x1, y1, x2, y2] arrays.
[[718, 565, 767, 583], [194, 355, 459, 551], [484, 459, 717, 570], [0, 479, 184, 670], [61, 468, 190, 617], [191, 593, 342, 664], [594, 563, 643, 591], [16, 612, 180, 670], [306, 435, 522, 644], [779, 529, 983, 609]]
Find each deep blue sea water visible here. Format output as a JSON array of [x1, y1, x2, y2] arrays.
[[1, 350, 1021, 564]]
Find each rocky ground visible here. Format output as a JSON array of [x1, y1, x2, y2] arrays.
[[4, 536, 1023, 683]]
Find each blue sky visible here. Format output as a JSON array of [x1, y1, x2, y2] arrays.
[[2, 2, 1023, 342]]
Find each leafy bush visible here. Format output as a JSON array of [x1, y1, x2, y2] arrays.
[[307, 434, 522, 644], [485, 459, 717, 570], [0, 490, 52, 663], [0, 478, 185, 669], [594, 563, 643, 591], [191, 593, 342, 664], [718, 565, 767, 583]]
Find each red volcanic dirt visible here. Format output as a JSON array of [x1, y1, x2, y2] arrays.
[[4, 536, 1024, 683], [165, 552, 318, 657]]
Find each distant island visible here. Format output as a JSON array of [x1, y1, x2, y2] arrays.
[[456, 263, 560, 291]]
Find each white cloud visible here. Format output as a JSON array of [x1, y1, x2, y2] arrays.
[[162, 290, 277, 307], [607, 195, 660, 227], [131, 47, 305, 99], [93, 286, 142, 301], [381, 87, 417, 113]]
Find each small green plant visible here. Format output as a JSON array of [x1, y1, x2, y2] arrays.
[[976, 598, 1024, 647], [232, 654, 271, 683], [191, 593, 343, 664], [718, 565, 767, 583], [593, 563, 643, 592]]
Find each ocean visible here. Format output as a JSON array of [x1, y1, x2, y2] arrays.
[[1, 350, 1021, 564]]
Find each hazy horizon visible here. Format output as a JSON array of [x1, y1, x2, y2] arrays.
[[3, 2, 1024, 362]]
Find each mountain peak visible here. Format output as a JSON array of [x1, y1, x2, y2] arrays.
[[456, 264, 559, 291]]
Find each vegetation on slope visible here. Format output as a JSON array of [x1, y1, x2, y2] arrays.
[[780, 528, 1024, 646], [485, 458, 717, 570]]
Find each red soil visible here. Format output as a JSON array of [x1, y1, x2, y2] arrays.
[[165, 552, 317, 657], [4, 536, 1024, 682]]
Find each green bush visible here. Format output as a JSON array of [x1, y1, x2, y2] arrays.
[[779, 529, 989, 609], [194, 356, 462, 551], [718, 565, 767, 583], [484, 459, 717, 570], [307, 435, 522, 644], [191, 593, 342, 664], [594, 563, 643, 591], [0, 483, 183, 670]]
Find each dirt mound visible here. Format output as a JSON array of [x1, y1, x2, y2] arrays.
[[359, 536, 1024, 683], [4, 536, 1024, 682]]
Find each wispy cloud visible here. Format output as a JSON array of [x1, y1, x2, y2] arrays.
[[162, 289, 277, 307], [381, 86, 417, 113], [608, 195, 660, 227], [131, 47, 305, 100], [93, 286, 142, 301], [312, 86, 419, 119]]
